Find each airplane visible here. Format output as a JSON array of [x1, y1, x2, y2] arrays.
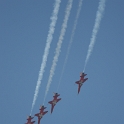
[[75, 72, 88, 94], [25, 116, 35, 124], [48, 93, 61, 113], [35, 106, 48, 124]]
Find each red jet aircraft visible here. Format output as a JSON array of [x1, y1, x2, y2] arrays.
[[48, 93, 61, 113], [35, 106, 48, 124], [75, 72, 88, 94], [25, 116, 35, 124]]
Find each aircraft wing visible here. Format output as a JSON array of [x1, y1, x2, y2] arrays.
[[84, 74, 87, 77], [75, 81, 80, 84], [83, 78, 88, 83], [43, 111, 48, 115], [56, 98, 61, 103], [35, 113, 39, 117], [48, 100, 53, 104]]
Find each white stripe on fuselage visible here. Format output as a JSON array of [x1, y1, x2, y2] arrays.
[[52, 100, 57, 105], [39, 113, 43, 118], [79, 81, 83, 86]]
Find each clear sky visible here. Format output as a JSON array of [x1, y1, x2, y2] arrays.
[[0, 0, 124, 124]]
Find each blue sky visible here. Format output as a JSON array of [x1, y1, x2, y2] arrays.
[[0, 0, 124, 124]]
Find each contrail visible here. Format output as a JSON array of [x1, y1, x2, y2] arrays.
[[57, 0, 83, 91], [43, 0, 73, 104], [30, 0, 61, 115], [83, 0, 106, 72]]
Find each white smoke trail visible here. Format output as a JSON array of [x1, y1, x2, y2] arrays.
[[30, 0, 61, 115], [43, 0, 73, 104], [57, 0, 83, 91], [83, 0, 106, 72]]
